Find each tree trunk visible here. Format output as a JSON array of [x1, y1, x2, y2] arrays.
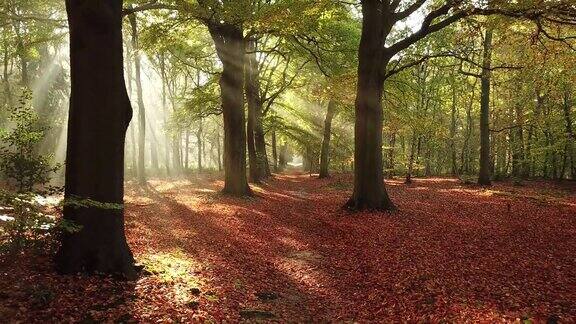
[[562, 86, 575, 179], [159, 53, 171, 176], [56, 0, 136, 279], [208, 23, 251, 196], [149, 125, 159, 173], [245, 39, 269, 182], [450, 83, 458, 176], [279, 142, 288, 170], [460, 88, 475, 175], [512, 103, 525, 178], [11, 18, 28, 87], [246, 73, 259, 182], [2, 28, 12, 106], [216, 131, 222, 171], [346, 2, 395, 210], [406, 134, 416, 184], [387, 132, 396, 178], [272, 130, 278, 172], [319, 99, 337, 178], [128, 13, 146, 185], [125, 41, 136, 177], [196, 122, 203, 171], [185, 130, 190, 169], [478, 28, 493, 185]]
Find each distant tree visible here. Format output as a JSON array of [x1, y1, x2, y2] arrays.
[[319, 100, 337, 178], [478, 27, 493, 185], [128, 12, 147, 185]]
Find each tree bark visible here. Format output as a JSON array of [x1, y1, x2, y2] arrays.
[[11, 18, 28, 87], [478, 28, 493, 185], [450, 83, 458, 176], [245, 39, 270, 182], [346, 2, 395, 211], [279, 142, 288, 170], [406, 134, 416, 184], [272, 130, 278, 172], [196, 122, 203, 171], [208, 23, 251, 196], [562, 86, 575, 179], [128, 13, 146, 185], [511, 103, 525, 178], [319, 99, 337, 178], [387, 132, 396, 178], [216, 130, 222, 171], [185, 129, 190, 169], [149, 123, 159, 173], [56, 0, 136, 279], [2, 28, 12, 106], [159, 53, 171, 176]]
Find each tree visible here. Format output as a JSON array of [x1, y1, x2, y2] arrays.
[[345, 0, 574, 210], [128, 12, 147, 185], [245, 39, 268, 183], [319, 100, 337, 178], [56, 0, 136, 279], [478, 27, 493, 185], [207, 21, 251, 195]]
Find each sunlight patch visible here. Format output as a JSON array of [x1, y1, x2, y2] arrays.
[[139, 250, 201, 286], [137, 250, 204, 306]]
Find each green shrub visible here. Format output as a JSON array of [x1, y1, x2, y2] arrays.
[[0, 90, 59, 193]]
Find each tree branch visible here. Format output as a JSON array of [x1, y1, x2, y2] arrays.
[[122, 1, 178, 16]]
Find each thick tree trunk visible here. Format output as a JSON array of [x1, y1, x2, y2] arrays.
[[128, 13, 146, 185], [245, 40, 269, 182], [478, 28, 493, 185], [346, 3, 395, 211], [257, 130, 271, 176], [209, 23, 251, 196], [246, 71, 260, 182], [125, 39, 136, 177], [56, 0, 136, 279], [319, 100, 337, 178]]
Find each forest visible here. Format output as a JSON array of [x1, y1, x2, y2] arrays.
[[0, 0, 575, 322]]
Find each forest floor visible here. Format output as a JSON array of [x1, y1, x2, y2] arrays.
[[1, 172, 576, 322]]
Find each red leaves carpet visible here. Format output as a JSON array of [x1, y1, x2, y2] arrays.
[[1, 173, 575, 322]]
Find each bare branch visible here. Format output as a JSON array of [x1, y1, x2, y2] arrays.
[[387, 1, 467, 56]]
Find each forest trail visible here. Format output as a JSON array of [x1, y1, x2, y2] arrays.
[[2, 173, 576, 322]]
